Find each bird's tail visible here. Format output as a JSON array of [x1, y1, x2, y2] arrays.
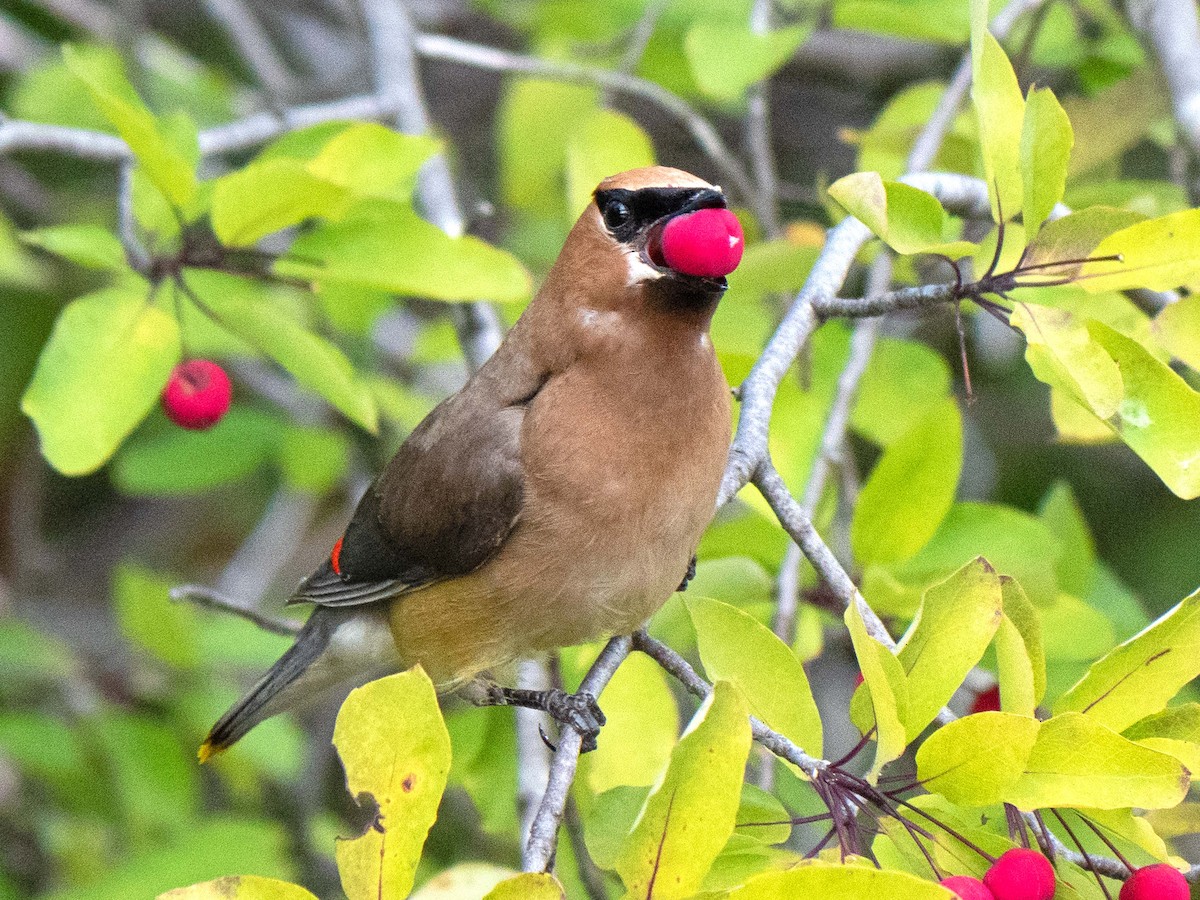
[[200, 608, 349, 762]]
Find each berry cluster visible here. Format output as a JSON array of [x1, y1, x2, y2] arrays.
[[938, 851, 1188, 900]]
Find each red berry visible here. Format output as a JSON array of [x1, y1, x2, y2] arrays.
[[1119, 864, 1190, 900], [971, 684, 1002, 714], [853, 671, 865, 687], [659, 207, 744, 278], [162, 359, 232, 430], [984, 849, 1056, 900], [940, 875, 996, 900]]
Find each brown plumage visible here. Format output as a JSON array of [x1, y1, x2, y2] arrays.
[[201, 166, 735, 759]]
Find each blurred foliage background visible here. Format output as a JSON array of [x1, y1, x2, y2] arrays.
[[1, 0, 1199, 897]]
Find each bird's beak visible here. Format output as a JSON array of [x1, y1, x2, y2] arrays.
[[641, 188, 730, 290]]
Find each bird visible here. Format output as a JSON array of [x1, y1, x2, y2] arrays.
[[200, 165, 743, 761]]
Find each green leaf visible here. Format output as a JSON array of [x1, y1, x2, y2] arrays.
[[615, 681, 752, 900], [1088, 321, 1200, 499], [971, 29, 1025, 221], [916, 712, 1041, 807], [181, 268, 377, 432], [1002, 712, 1189, 810], [333, 668, 451, 900], [1011, 302, 1123, 420], [1020, 87, 1073, 233], [1125, 703, 1200, 743], [684, 24, 810, 102], [726, 861, 956, 899], [278, 199, 531, 303], [1056, 587, 1200, 730], [306, 123, 440, 200], [210, 160, 349, 247], [845, 599, 908, 778], [1078, 209, 1200, 292], [584, 650, 679, 792], [994, 577, 1046, 716], [827, 172, 976, 257], [851, 337, 951, 447], [565, 108, 655, 219], [113, 563, 198, 669], [45, 817, 294, 900], [159, 876, 317, 899], [584, 784, 650, 870], [21, 285, 181, 475], [482, 873, 565, 900], [63, 45, 197, 209], [852, 398, 963, 565], [687, 596, 823, 758], [1020, 207, 1145, 279], [279, 424, 350, 494], [897, 558, 1003, 739], [1154, 293, 1200, 371], [113, 408, 284, 495], [1038, 481, 1097, 598], [21, 224, 128, 271]]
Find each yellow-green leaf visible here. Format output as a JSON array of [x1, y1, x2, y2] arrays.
[[1002, 712, 1189, 811], [971, 30, 1025, 221], [852, 398, 963, 565], [21, 224, 128, 271], [993, 577, 1045, 716], [1020, 87, 1073, 233], [846, 599, 908, 778], [158, 875, 317, 899], [615, 681, 751, 900], [828, 172, 975, 257], [1011, 302, 1123, 420], [333, 668, 451, 900], [63, 44, 197, 209], [1078, 209, 1200, 292], [306, 123, 440, 200], [21, 285, 180, 475], [727, 860, 956, 899], [210, 160, 349, 247], [687, 596, 823, 758], [482, 872, 565, 900], [916, 712, 1041, 807], [1020, 207, 1145, 280], [1057, 587, 1200, 730], [1154, 293, 1200, 371], [565, 108, 655, 219], [684, 24, 810, 103], [896, 558, 1003, 739], [278, 199, 531, 303]]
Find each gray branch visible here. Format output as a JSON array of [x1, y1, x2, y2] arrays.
[[170, 584, 303, 636], [523, 635, 632, 873], [1129, 0, 1200, 152], [201, 0, 295, 100]]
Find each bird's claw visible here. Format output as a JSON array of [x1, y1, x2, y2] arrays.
[[544, 689, 605, 752]]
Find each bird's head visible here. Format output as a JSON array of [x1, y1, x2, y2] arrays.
[[594, 166, 743, 298], [548, 167, 744, 316]]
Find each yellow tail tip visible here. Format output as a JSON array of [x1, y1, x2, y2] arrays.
[[197, 740, 221, 764]]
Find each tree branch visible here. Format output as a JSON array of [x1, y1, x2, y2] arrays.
[[523, 635, 632, 873], [1129, 0, 1200, 153], [201, 0, 295, 101], [170, 584, 302, 636]]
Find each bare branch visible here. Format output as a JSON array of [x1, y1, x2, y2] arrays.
[[745, 0, 782, 237], [201, 0, 295, 100], [618, 0, 672, 75], [170, 584, 302, 636], [523, 635, 632, 873], [360, 0, 502, 370], [1129, 0, 1200, 153], [411, 32, 759, 205]]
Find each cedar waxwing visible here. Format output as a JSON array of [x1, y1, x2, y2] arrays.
[[201, 166, 743, 760]]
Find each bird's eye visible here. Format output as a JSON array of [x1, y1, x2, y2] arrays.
[[603, 200, 631, 230]]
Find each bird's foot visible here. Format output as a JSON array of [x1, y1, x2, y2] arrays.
[[464, 682, 606, 752]]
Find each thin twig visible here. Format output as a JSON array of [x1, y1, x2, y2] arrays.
[[745, 0, 782, 237], [170, 584, 302, 636], [201, 0, 294, 101], [617, 0, 671, 75], [523, 636, 632, 873]]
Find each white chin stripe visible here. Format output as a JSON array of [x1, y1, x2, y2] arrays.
[[624, 251, 664, 286]]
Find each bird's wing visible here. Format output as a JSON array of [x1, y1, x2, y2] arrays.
[[290, 387, 528, 608]]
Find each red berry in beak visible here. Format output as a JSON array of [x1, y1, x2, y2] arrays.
[[659, 207, 744, 278], [1119, 863, 1189, 900], [162, 359, 232, 430], [940, 875, 996, 900], [984, 849, 1056, 900]]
